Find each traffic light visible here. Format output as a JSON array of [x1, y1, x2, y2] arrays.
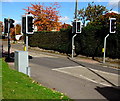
[[9, 19, 15, 28], [72, 21, 82, 34], [26, 15, 34, 34], [4, 18, 8, 33], [110, 18, 116, 33], [72, 21, 76, 33], [76, 21, 81, 33], [22, 16, 26, 34]]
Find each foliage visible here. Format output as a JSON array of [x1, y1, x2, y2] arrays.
[[60, 24, 72, 32], [2, 59, 70, 99], [15, 24, 21, 35], [0, 21, 3, 34], [76, 12, 120, 59], [78, 2, 108, 26], [28, 31, 72, 54], [28, 11, 120, 59], [10, 28, 15, 40], [28, 15, 120, 59], [24, 2, 61, 31]]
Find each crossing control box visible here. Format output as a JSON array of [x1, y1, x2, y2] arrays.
[[14, 51, 30, 76]]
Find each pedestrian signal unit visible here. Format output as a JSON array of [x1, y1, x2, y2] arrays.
[[110, 18, 116, 33], [22, 14, 34, 34], [72, 21, 82, 34], [4, 18, 15, 33], [4, 18, 8, 33]]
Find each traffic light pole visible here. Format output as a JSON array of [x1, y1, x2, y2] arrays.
[[103, 34, 109, 63], [72, 34, 77, 58], [7, 18, 11, 60]]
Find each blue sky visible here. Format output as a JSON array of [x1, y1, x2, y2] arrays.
[[1, 0, 119, 25]]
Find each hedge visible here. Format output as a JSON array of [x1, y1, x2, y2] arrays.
[[28, 30, 72, 54], [28, 24, 120, 59]]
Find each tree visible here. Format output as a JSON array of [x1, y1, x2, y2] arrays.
[[60, 23, 72, 32], [0, 21, 3, 35], [24, 2, 61, 31], [78, 2, 109, 27], [87, 12, 120, 59], [10, 28, 15, 40], [15, 24, 21, 35]]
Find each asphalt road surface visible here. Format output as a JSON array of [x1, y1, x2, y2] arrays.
[[2, 40, 120, 101]]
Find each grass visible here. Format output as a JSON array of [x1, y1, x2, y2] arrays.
[[1, 58, 71, 100], [0, 59, 2, 99]]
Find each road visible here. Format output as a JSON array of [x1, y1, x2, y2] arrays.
[[2, 40, 120, 100]]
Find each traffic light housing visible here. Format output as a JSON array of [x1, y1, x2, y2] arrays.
[[72, 21, 82, 34], [22, 16, 26, 34], [9, 19, 15, 28], [76, 21, 81, 33], [26, 15, 34, 34], [4, 18, 8, 33], [110, 18, 116, 33], [72, 21, 76, 33]]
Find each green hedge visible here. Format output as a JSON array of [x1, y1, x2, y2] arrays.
[[28, 31, 72, 54], [28, 24, 120, 59]]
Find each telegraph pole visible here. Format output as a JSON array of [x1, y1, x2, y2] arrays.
[[74, 0, 78, 21], [72, 0, 78, 58]]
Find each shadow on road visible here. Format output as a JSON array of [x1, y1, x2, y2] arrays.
[[68, 57, 120, 101], [95, 86, 120, 101], [1, 51, 33, 62]]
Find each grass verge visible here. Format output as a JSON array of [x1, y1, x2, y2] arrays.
[[0, 58, 2, 99], [1, 58, 71, 100]]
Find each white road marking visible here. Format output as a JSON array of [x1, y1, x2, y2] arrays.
[[52, 66, 84, 70], [79, 74, 112, 87], [53, 66, 118, 76], [52, 66, 117, 87]]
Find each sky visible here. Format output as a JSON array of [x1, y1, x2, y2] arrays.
[[0, 0, 119, 25]]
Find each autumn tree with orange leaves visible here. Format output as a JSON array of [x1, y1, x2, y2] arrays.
[[24, 2, 61, 31], [10, 24, 22, 40]]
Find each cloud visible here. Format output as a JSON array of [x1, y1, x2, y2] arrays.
[[109, 10, 119, 14], [108, 0, 119, 9], [59, 16, 70, 23]]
